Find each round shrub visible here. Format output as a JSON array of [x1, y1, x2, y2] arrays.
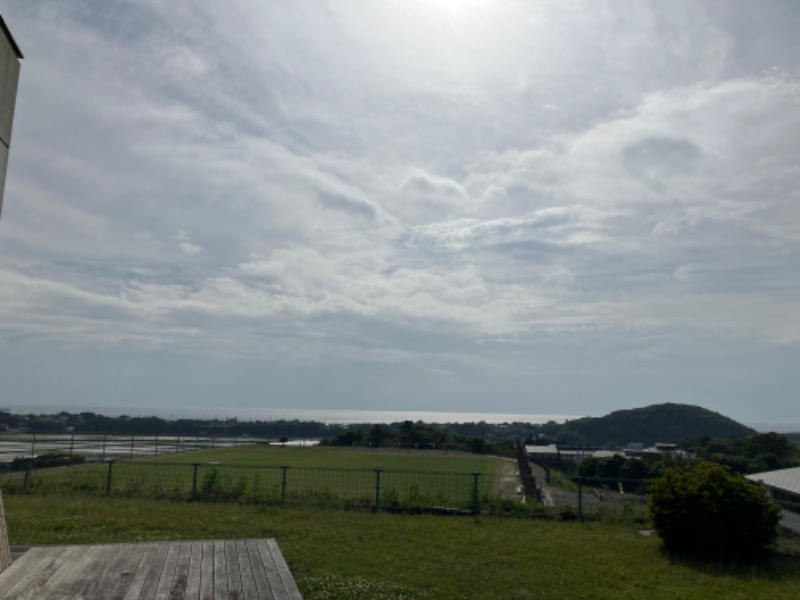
[[648, 463, 780, 558]]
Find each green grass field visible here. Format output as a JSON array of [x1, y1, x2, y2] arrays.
[[2, 446, 519, 513], [6, 495, 800, 599], [150, 445, 506, 473]]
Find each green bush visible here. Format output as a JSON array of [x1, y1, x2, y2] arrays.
[[648, 463, 781, 558]]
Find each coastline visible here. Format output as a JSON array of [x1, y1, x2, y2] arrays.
[[8, 404, 799, 433]]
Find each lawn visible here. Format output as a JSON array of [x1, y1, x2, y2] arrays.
[[5, 495, 800, 599], [149, 445, 506, 474], [2, 447, 518, 514]]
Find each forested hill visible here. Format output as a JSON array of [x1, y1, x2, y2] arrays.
[[555, 403, 755, 446]]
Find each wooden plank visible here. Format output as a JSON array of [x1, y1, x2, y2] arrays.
[[167, 542, 191, 600], [236, 541, 259, 600], [198, 540, 215, 600], [107, 543, 152, 600], [225, 541, 244, 600], [77, 544, 131, 599], [0, 546, 80, 600], [59, 545, 111, 598], [0, 546, 63, 596], [212, 540, 228, 600], [152, 542, 180, 600], [183, 541, 203, 600], [33, 546, 105, 600], [124, 542, 170, 600], [0, 539, 300, 600], [245, 540, 271, 600], [30, 545, 105, 600], [253, 539, 281, 598], [265, 539, 302, 600]]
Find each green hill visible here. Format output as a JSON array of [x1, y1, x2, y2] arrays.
[[555, 403, 755, 447]]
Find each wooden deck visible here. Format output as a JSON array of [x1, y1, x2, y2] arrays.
[[0, 539, 302, 599]]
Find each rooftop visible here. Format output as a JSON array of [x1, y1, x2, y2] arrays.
[[747, 466, 800, 496]]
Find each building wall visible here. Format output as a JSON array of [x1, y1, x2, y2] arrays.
[[0, 18, 21, 218]]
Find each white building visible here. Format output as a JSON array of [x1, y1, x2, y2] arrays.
[[524, 444, 560, 461], [747, 466, 800, 535]]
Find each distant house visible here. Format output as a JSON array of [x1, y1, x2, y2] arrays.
[[0, 14, 22, 218], [525, 444, 606, 463], [626, 442, 683, 458], [524, 444, 559, 461], [558, 448, 599, 463], [526, 442, 683, 464], [653, 443, 677, 453], [592, 450, 623, 459], [747, 466, 800, 534]]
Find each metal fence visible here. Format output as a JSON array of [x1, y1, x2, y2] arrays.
[[0, 458, 655, 520], [2, 460, 503, 513], [541, 477, 651, 521]]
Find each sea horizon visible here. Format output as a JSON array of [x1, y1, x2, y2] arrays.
[[7, 404, 800, 433], [10, 404, 582, 426]]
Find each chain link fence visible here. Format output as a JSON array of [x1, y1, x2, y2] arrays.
[[5, 451, 793, 537], [1, 460, 511, 513], [541, 477, 650, 522], [0, 458, 651, 520]]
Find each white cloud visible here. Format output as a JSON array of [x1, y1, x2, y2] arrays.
[[174, 231, 204, 255], [390, 169, 471, 225], [2, 1, 800, 419]]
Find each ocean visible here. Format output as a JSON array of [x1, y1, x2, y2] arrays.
[[10, 404, 799, 432], [12, 404, 580, 426], [183, 407, 583, 425]]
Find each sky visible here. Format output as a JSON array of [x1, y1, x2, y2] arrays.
[[0, 1, 798, 426]]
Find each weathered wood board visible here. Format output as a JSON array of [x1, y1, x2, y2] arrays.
[[0, 539, 301, 599]]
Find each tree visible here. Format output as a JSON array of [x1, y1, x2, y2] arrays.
[[369, 425, 389, 448], [577, 457, 601, 477], [618, 457, 647, 479], [648, 463, 780, 559], [334, 430, 365, 446], [598, 454, 626, 478]]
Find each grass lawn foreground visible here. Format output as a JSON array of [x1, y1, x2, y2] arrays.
[[5, 495, 800, 599]]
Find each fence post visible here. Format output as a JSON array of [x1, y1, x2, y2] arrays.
[[577, 477, 583, 521], [106, 461, 114, 496], [280, 466, 289, 503], [472, 472, 481, 515], [23, 459, 33, 492], [191, 464, 200, 500], [374, 469, 382, 512]]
